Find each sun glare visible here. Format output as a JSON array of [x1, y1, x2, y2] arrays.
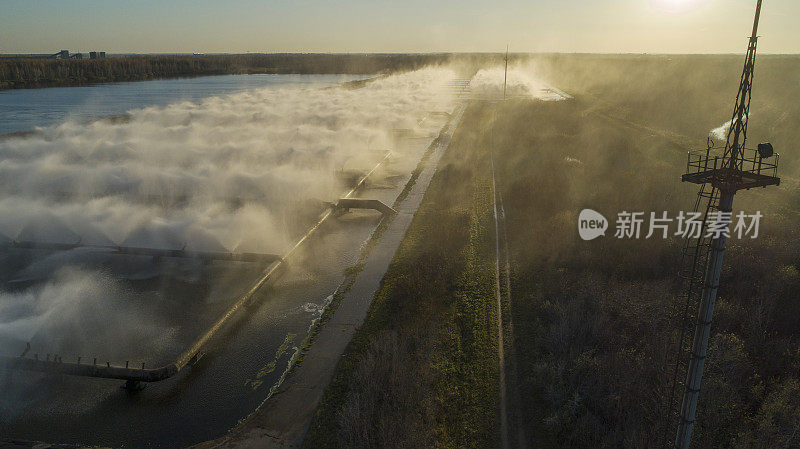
[[651, 0, 704, 14]]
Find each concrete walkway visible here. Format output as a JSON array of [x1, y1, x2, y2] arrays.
[[195, 104, 466, 449]]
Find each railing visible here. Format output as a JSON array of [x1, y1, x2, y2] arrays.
[[686, 146, 779, 179]]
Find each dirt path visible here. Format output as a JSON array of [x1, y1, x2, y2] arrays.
[[489, 113, 510, 449], [490, 105, 528, 449]]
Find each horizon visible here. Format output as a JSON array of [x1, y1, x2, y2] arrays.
[[3, 51, 800, 57], [2, 0, 800, 54]]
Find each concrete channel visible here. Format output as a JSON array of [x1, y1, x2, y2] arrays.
[[0, 152, 394, 387], [197, 102, 467, 449], [0, 84, 469, 448]]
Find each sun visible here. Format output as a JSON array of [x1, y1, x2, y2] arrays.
[[651, 0, 704, 14]]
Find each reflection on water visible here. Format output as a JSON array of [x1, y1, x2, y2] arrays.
[[0, 73, 363, 135]]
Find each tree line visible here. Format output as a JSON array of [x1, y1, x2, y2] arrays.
[[0, 53, 452, 89]]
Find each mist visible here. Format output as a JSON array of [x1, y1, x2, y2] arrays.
[[0, 67, 459, 358], [471, 64, 571, 101]]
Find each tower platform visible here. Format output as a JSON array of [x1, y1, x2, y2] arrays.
[[682, 146, 779, 191]]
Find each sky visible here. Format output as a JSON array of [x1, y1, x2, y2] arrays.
[[1, 0, 798, 54]]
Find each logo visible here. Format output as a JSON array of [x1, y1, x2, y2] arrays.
[[577, 209, 762, 241], [579, 209, 608, 240]]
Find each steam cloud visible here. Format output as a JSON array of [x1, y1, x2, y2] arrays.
[[470, 65, 571, 101], [709, 114, 751, 142], [0, 68, 458, 357]]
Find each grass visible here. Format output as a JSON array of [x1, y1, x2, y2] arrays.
[[302, 102, 501, 449], [489, 90, 800, 447], [306, 55, 800, 448], [287, 110, 456, 373]]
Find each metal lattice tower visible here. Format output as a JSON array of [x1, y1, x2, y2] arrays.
[[666, 1, 780, 447]]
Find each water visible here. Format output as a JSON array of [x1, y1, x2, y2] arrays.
[[0, 74, 363, 135], [0, 120, 445, 449], [0, 73, 455, 447]]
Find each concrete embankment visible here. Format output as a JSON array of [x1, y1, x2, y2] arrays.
[[195, 104, 466, 449]]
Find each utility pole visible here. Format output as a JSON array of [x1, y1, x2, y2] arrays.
[[673, 1, 779, 448], [503, 45, 509, 100]]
